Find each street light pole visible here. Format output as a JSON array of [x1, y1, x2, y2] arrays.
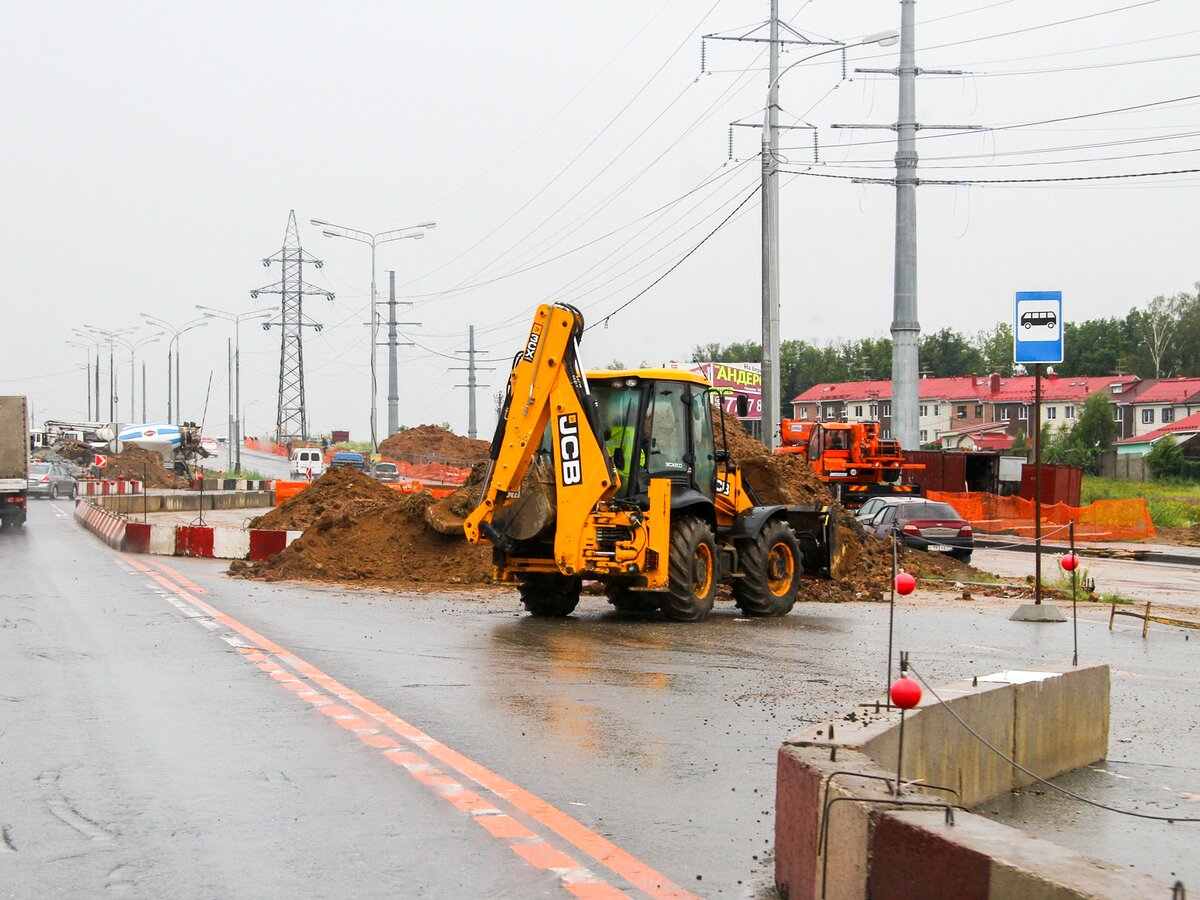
[[311, 218, 435, 457], [196, 306, 274, 475], [78, 325, 136, 424], [756, 21, 895, 449], [141, 314, 208, 423], [114, 333, 162, 423]]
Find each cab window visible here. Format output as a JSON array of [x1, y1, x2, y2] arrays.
[[689, 388, 715, 498], [646, 383, 688, 479]]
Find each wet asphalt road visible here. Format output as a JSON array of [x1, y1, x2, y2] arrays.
[[3, 500, 1199, 896]]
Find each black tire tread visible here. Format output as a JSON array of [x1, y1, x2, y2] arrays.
[[604, 583, 661, 614], [659, 517, 717, 622], [517, 573, 582, 617], [733, 519, 801, 617]]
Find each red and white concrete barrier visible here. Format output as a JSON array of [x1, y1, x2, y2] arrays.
[[73, 498, 127, 549], [76, 499, 299, 560], [78, 480, 143, 496]]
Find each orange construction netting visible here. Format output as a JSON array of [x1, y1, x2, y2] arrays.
[[927, 491, 1155, 543]]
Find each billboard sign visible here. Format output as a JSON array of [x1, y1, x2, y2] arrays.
[[689, 362, 763, 421]]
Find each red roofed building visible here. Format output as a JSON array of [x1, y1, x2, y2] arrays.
[[1114, 410, 1200, 457], [791, 373, 1143, 445], [1120, 378, 1200, 437]]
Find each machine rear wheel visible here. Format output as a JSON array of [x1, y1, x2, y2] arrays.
[[604, 582, 661, 614], [517, 573, 582, 617], [733, 519, 801, 617], [660, 517, 718, 622]]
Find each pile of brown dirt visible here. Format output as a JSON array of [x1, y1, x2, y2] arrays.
[[54, 440, 187, 488], [378, 425, 489, 466], [250, 466, 401, 531], [235, 467, 494, 586]]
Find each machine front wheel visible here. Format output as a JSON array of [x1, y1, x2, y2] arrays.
[[734, 519, 801, 617], [660, 517, 718, 622], [517, 573, 583, 617]]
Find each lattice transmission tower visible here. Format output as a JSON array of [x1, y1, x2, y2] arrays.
[[251, 210, 333, 442]]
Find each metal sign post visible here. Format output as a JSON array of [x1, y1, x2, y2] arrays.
[[1011, 291, 1067, 623]]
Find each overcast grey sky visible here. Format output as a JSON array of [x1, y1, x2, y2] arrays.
[[4, 0, 1197, 441]]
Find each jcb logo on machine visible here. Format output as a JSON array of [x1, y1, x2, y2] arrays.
[[523, 323, 544, 363], [715, 478, 730, 496], [558, 414, 583, 486]]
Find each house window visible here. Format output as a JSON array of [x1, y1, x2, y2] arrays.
[[975, 404, 983, 417], [854, 405, 863, 418], [1142, 408, 1155, 425], [1163, 408, 1175, 424], [1000, 407, 1011, 421], [883, 428, 892, 439], [919, 404, 928, 417], [957, 405, 967, 419], [869, 404, 877, 417], [882, 403, 891, 417], [1114, 408, 1123, 422], [933, 404, 940, 417], [798, 408, 808, 420], [1065, 406, 1075, 420], [1018, 407, 1028, 420], [1046, 407, 1057, 420], [920, 430, 928, 442]]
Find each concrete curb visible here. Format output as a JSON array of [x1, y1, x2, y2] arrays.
[[75, 499, 298, 560], [190, 478, 274, 492], [775, 664, 1166, 899]]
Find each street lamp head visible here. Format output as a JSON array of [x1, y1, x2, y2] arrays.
[[409, 232, 425, 240], [322, 231, 341, 239], [417, 221, 436, 229], [864, 29, 899, 47], [310, 218, 329, 227]]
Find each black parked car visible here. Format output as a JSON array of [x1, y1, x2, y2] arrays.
[[863, 498, 973, 563]]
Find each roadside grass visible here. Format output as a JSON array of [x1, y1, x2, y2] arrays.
[[1040, 563, 1132, 604], [1082, 476, 1200, 528], [198, 465, 271, 481]]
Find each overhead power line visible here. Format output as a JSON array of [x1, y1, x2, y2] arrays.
[[586, 183, 759, 332], [777, 166, 1200, 185]]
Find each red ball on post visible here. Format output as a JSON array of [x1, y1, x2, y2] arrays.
[[894, 571, 916, 596], [890, 676, 922, 710], [1060, 553, 1080, 572]]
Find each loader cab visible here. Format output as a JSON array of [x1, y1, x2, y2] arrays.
[[588, 370, 716, 504]]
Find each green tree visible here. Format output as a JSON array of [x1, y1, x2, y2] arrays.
[[1146, 433, 1186, 480], [1073, 392, 1116, 452], [1060, 318, 1133, 378], [973, 323, 1014, 375], [1011, 429, 1031, 461], [920, 328, 984, 377]]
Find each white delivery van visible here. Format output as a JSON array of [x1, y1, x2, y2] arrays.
[[289, 447, 326, 479]]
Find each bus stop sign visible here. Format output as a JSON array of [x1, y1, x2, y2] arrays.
[[1014, 291, 1063, 364]]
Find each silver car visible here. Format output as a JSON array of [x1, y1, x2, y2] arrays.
[[27, 462, 77, 500]]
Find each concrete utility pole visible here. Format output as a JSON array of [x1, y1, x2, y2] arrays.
[[707, 5, 891, 449], [891, 0, 920, 451], [838, 0, 975, 448], [451, 326, 495, 441], [384, 271, 418, 437], [761, 0, 781, 451]]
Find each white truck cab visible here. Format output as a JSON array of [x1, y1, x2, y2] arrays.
[[289, 447, 326, 480]]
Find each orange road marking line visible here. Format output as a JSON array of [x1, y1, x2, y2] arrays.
[[121, 555, 698, 899], [143, 558, 208, 594]]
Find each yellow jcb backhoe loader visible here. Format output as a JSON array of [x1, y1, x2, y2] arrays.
[[463, 303, 836, 621]]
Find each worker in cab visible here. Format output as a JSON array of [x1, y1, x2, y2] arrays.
[[606, 423, 638, 492]]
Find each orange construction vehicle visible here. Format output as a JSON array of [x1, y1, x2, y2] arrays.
[[775, 419, 922, 509], [463, 303, 837, 622]]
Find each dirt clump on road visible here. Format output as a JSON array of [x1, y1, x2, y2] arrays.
[[234, 467, 494, 586], [378, 425, 489, 466]]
